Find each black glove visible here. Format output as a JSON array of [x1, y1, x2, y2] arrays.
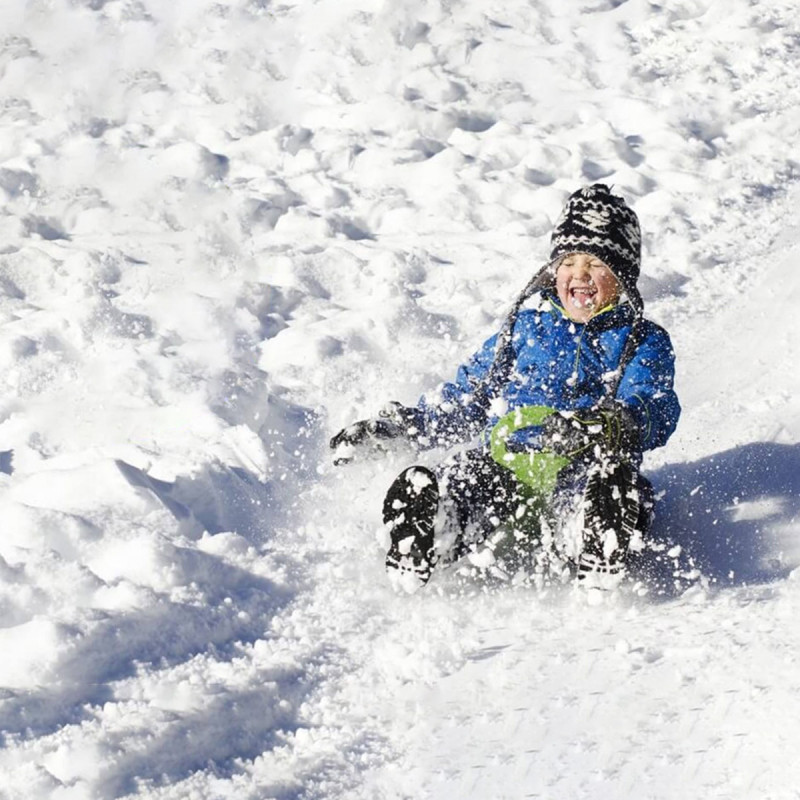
[[540, 404, 639, 458], [330, 402, 424, 465]]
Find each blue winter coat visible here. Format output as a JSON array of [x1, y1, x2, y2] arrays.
[[416, 293, 680, 460]]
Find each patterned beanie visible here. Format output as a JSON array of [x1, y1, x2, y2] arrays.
[[549, 183, 643, 312]]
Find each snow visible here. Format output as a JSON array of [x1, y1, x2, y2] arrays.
[[1, 0, 800, 797]]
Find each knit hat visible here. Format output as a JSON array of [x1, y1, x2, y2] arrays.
[[549, 184, 643, 312]]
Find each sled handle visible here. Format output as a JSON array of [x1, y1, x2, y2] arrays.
[[489, 405, 571, 494]]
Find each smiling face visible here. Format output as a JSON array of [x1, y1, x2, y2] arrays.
[[555, 252, 621, 323]]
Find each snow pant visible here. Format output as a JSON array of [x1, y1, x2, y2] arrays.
[[382, 446, 654, 570]]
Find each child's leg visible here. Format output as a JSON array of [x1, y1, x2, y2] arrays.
[[436, 448, 531, 559], [382, 448, 527, 590], [551, 455, 654, 585]]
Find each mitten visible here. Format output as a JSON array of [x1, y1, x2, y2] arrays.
[[540, 404, 639, 458], [330, 402, 425, 465]]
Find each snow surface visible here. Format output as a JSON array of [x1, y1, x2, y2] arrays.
[[1, 0, 800, 797]]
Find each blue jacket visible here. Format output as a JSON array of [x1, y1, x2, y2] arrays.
[[416, 293, 680, 458]]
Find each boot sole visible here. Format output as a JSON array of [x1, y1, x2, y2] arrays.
[[383, 466, 439, 589]]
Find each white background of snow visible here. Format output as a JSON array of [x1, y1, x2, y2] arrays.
[[1, 0, 800, 797]]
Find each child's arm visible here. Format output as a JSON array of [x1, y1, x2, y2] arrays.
[[413, 332, 501, 448], [329, 333, 501, 463], [615, 323, 681, 451]]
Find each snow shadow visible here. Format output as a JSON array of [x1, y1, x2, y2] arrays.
[[0, 451, 12, 475], [0, 457, 312, 744], [0, 548, 294, 741], [97, 668, 313, 799], [115, 460, 287, 542], [117, 392, 323, 542], [639, 442, 800, 594]]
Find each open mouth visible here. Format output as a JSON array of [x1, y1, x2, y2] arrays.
[[569, 284, 597, 309]]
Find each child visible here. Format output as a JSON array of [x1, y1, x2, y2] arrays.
[[331, 184, 680, 592]]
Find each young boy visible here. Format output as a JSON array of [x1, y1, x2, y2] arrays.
[[331, 184, 680, 592]]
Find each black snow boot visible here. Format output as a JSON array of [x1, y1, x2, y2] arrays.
[[383, 466, 439, 593], [577, 459, 650, 589]]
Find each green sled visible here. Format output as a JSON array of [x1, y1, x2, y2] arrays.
[[489, 405, 570, 496]]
